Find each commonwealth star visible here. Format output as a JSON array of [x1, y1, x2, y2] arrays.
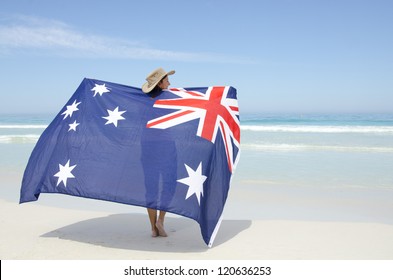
[[177, 162, 207, 205]]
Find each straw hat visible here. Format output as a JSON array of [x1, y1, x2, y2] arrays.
[[142, 67, 175, 93]]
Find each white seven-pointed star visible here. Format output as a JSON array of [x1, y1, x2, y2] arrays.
[[102, 107, 126, 127], [54, 160, 77, 187], [177, 162, 207, 205], [91, 83, 110, 97], [68, 120, 80, 131], [61, 100, 81, 119]]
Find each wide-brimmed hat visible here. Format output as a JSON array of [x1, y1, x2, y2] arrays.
[[142, 67, 175, 93]]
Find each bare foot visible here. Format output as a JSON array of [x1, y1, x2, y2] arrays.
[[155, 221, 168, 237], [151, 228, 158, 237]]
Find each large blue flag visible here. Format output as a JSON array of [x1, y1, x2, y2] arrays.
[[20, 78, 240, 246]]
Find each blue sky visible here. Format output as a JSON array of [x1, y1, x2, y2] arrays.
[[1, 0, 392, 114]]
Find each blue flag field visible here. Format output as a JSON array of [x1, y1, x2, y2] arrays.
[[20, 78, 240, 246]]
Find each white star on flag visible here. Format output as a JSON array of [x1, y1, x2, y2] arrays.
[[54, 159, 77, 187], [177, 162, 207, 205], [61, 100, 81, 119], [102, 107, 126, 127], [68, 120, 80, 131], [91, 84, 110, 97]]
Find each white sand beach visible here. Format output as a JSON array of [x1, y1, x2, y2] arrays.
[[1, 165, 393, 260], [1, 196, 393, 260]]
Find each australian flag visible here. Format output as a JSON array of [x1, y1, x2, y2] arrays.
[[20, 78, 241, 246]]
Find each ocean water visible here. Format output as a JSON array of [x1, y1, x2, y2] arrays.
[[0, 114, 51, 171], [0, 111, 393, 189], [234, 113, 393, 191], [1, 112, 393, 222], [1, 112, 393, 195]]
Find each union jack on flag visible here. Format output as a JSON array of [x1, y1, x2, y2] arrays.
[[20, 78, 241, 246], [147, 86, 240, 173]]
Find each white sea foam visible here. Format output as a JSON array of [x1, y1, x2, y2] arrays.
[[0, 135, 40, 144], [240, 125, 393, 134], [241, 143, 393, 153], [0, 125, 48, 129]]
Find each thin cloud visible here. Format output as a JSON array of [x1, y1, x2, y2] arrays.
[[0, 15, 251, 63]]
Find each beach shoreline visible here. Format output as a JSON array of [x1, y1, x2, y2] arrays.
[[1, 198, 393, 260], [2, 112, 393, 260]]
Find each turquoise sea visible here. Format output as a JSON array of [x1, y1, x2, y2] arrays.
[[236, 113, 393, 191], [1, 112, 393, 220], [1, 112, 393, 189]]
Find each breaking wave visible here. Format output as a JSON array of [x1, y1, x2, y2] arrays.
[[241, 143, 393, 153], [0, 125, 47, 129], [241, 125, 393, 134], [0, 135, 41, 144]]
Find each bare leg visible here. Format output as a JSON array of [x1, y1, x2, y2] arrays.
[[147, 208, 158, 237], [156, 211, 167, 237]]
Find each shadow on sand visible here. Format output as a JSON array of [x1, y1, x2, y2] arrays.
[[41, 213, 251, 253]]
